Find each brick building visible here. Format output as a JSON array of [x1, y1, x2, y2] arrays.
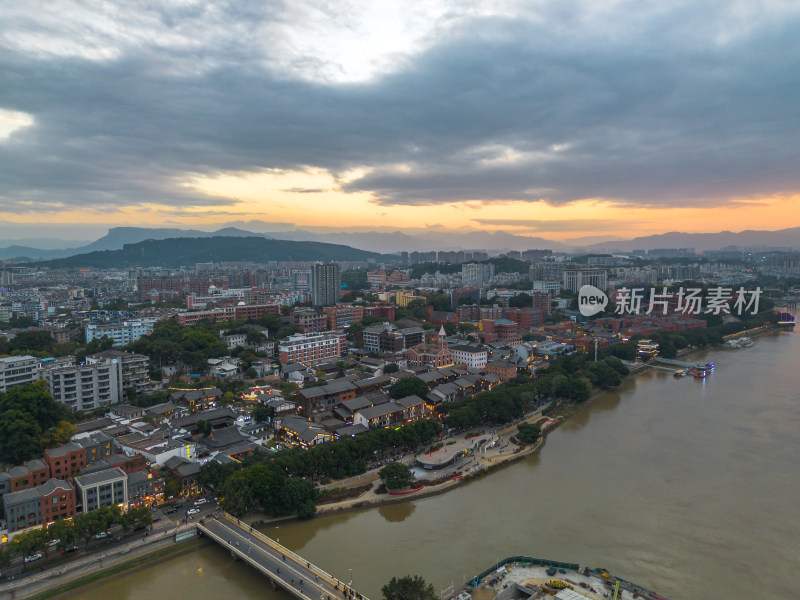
[[278, 332, 347, 365]]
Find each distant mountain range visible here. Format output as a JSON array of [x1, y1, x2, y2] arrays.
[[1, 225, 799, 262], [36, 236, 381, 269]]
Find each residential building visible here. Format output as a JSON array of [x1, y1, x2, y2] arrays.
[[353, 395, 426, 429], [220, 332, 247, 350], [279, 415, 334, 448], [44, 359, 123, 411], [462, 263, 495, 287], [175, 303, 280, 326], [323, 304, 364, 330], [291, 308, 328, 333], [310, 263, 341, 307], [3, 479, 75, 532], [86, 350, 152, 395], [74, 431, 115, 465], [295, 380, 357, 414], [485, 360, 519, 382], [0, 460, 50, 495], [85, 319, 158, 347], [0, 355, 41, 393], [127, 470, 164, 507], [562, 267, 608, 293], [74, 467, 128, 512], [44, 443, 87, 479], [367, 270, 387, 288], [361, 323, 424, 354], [450, 344, 488, 369], [278, 331, 346, 365]]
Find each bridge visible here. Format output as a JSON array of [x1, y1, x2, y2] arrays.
[[198, 513, 369, 600], [650, 357, 699, 369]]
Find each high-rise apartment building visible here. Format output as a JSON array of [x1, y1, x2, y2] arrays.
[[562, 267, 608, 293], [461, 263, 495, 287], [311, 263, 341, 307], [0, 355, 41, 393], [45, 360, 123, 412]]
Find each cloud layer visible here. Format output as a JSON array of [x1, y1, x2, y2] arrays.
[[1, 0, 798, 216]]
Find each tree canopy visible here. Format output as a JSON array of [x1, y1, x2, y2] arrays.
[[382, 575, 437, 600], [388, 377, 428, 400]]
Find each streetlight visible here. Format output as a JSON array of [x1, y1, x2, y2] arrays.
[[349, 568, 353, 587], [275, 526, 280, 544]]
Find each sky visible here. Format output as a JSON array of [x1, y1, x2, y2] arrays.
[[1, 0, 799, 243]]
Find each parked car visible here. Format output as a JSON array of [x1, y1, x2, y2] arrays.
[[95, 531, 108, 540], [194, 498, 207, 505], [187, 508, 200, 516], [62, 545, 79, 554], [24, 553, 43, 563], [47, 538, 60, 548]]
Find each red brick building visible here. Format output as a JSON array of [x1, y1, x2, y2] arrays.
[[44, 443, 87, 480], [39, 479, 77, 524]]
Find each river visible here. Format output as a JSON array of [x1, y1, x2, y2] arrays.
[[69, 329, 800, 600]]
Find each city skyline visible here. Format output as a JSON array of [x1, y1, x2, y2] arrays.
[[1, 1, 799, 241]]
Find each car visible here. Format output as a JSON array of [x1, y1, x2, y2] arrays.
[[558, 569, 567, 574], [62, 545, 79, 554], [152, 517, 162, 522], [95, 531, 108, 539], [24, 553, 43, 563], [187, 508, 200, 516], [194, 498, 207, 505], [47, 538, 60, 548]]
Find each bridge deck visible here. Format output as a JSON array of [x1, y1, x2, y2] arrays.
[[651, 357, 699, 368], [198, 514, 368, 600]]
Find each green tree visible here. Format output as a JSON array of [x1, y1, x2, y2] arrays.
[[382, 575, 437, 600], [383, 362, 399, 374], [379, 462, 412, 490], [40, 420, 78, 448], [508, 292, 533, 308], [516, 422, 541, 445], [1, 380, 71, 431], [252, 405, 273, 423], [388, 377, 428, 400], [10, 330, 55, 353], [196, 420, 213, 436], [0, 409, 43, 464]]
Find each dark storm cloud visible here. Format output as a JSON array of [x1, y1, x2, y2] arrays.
[[0, 2, 798, 213]]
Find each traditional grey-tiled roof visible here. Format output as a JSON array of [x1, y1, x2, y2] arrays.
[[395, 394, 425, 409], [202, 426, 246, 448], [145, 402, 180, 416], [355, 402, 403, 420], [336, 424, 369, 437], [171, 406, 237, 428], [169, 388, 222, 402]]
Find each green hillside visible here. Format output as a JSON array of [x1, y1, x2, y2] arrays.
[[38, 236, 381, 268]]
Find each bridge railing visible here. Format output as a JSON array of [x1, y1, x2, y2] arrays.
[[199, 521, 321, 600], [218, 512, 370, 600]]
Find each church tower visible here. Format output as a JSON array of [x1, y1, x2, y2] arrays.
[[438, 325, 448, 349]]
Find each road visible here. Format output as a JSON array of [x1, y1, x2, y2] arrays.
[[201, 517, 361, 600]]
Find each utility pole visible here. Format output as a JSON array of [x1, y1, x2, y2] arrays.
[[594, 338, 599, 363]]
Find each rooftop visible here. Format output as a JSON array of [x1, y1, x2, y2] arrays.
[[74, 467, 127, 487]]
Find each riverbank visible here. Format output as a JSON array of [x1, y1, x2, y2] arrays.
[[0, 527, 201, 600]]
